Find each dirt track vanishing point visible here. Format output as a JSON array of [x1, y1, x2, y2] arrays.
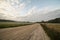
[[0, 23, 50, 40]]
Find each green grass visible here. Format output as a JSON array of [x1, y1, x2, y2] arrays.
[[0, 22, 32, 29], [40, 23, 60, 40]]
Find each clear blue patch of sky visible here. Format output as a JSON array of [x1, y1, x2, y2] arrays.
[[31, 0, 60, 8]]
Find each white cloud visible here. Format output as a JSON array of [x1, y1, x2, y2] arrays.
[[0, 0, 17, 19], [26, 6, 60, 16], [7, 0, 26, 11], [0, 0, 26, 20], [0, 0, 60, 21], [17, 6, 60, 22], [9, 0, 26, 14], [18, 3, 26, 11]]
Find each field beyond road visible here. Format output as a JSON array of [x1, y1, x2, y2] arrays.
[[0, 23, 50, 40]]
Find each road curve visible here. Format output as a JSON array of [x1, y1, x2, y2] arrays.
[[0, 23, 50, 40]]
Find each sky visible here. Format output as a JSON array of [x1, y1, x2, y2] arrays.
[[0, 0, 60, 22]]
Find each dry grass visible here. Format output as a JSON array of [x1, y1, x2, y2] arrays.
[[40, 23, 60, 40], [44, 23, 60, 32]]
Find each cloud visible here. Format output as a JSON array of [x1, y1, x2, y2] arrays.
[[26, 6, 60, 16], [0, 0, 26, 20], [18, 3, 26, 11], [0, 0, 60, 22], [7, 0, 26, 11], [0, 0, 17, 19], [17, 6, 60, 22]]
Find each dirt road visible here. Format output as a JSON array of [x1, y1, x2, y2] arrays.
[[0, 23, 50, 40]]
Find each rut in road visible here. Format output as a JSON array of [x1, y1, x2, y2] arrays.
[[0, 23, 50, 40]]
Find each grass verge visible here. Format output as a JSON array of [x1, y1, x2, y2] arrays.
[[40, 23, 60, 40], [0, 22, 32, 29]]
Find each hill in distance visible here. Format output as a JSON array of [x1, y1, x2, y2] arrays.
[[47, 18, 60, 23], [0, 19, 15, 22]]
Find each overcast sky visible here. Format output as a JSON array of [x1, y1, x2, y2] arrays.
[[0, 0, 60, 22]]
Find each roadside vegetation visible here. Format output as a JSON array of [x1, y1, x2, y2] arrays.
[[36, 18, 60, 40], [40, 23, 60, 40], [0, 22, 32, 29]]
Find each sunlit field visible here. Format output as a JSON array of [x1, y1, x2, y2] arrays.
[[40, 23, 60, 40], [0, 22, 32, 29], [45, 23, 60, 32]]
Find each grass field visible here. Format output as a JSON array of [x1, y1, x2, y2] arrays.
[[44, 23, 60, 32], [40, 23, 60, 40], [0, 22, 32, 29]]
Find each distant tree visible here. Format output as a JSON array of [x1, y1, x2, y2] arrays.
[[47, 18, 60, 23], [40, 20, 46, 23]]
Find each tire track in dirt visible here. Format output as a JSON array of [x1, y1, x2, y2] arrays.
[[29, 24, 50, 40]]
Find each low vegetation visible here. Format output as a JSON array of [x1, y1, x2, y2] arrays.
[[0, 22, 32, 29], [40, 23, 60, 40]]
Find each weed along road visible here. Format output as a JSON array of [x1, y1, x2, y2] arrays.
[[0, 23, 50, 40]]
